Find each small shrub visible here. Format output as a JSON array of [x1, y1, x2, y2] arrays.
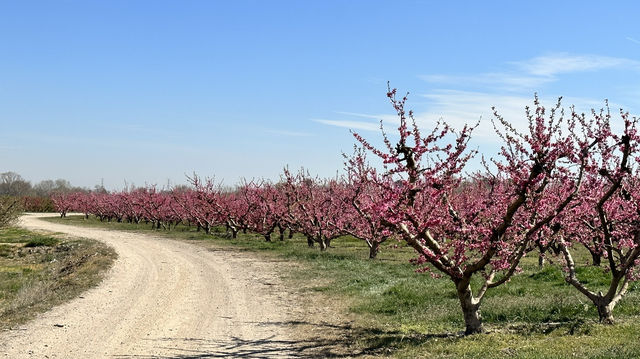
[[0, 197, 21, 228]]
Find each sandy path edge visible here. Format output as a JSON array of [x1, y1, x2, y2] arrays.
[[0, 213, 298, 358]]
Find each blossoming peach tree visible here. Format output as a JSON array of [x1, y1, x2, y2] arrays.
[[556, 105, 640, 323], [348, 88, 589, 334]]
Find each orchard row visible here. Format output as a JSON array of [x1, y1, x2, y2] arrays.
[[52, 170, 382, 254], [52, 88, 640, 335]]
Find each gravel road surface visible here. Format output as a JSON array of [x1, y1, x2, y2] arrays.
[[0, 213, 297, 358]]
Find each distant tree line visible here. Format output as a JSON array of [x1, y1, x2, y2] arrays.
[[0, 171, 88, 215], [0, 171, 86, 197]]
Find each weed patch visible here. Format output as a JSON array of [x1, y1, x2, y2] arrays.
[[0, 226, 116, 329], [23, 236, 58, 247]]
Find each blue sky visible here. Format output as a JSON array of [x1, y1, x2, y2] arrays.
[[2, 1, 640, 189]]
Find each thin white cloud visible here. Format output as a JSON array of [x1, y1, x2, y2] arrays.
[[266, 129, 313, 137], [510, 53, 640, 77], [334, 111, 397, 122], [423, 53, 640, 92], [319, 91, 611, 140], [420, 73, 552, 92], [627, 36, 640, 45], [315, 112, 400, 132], [416, 90, 613, 141], [313, 119, 381, 132], [340, 53, 639, 147]]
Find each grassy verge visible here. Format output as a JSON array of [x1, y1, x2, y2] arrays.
[[46, 215, 640, 358], [0, 226, 116, 329]]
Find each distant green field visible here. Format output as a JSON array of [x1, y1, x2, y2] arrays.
[[48, 215, 640, 359]]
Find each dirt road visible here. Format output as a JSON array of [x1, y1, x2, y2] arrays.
[[0, 213, 299, 358]]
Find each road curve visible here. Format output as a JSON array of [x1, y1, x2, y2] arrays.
[[0, 213, 296, 358]]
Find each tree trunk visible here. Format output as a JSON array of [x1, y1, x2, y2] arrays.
[[232, 228, 238, 239], [289, 229, 294, 239], [278, 225, 286, 241], [456, 282, 484, 335], [265, 233, 272, 242], [595, 299, 615, 324], [307, 235, 314, 247], [369, 241, 380, 259], [319, 237, 328, 251], [538, 253, 545, 268], [591, 252, 602, 266]]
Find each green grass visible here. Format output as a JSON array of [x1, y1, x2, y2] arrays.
[[0, 226, 116, 329], [46, 215, 640, 358]]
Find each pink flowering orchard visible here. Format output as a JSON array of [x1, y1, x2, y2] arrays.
[[50, 87, 640, 335]]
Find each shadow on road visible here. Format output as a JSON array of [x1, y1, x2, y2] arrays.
[[112, 319, 459, 358]]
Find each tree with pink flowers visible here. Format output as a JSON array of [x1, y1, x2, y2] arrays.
[[336, 149, 395, 258], [51, 192, 74, 217], [348, 87, 589, 334], [556, 105, 640, 324], [184, 175, 226, 235], [241, 181, 289, 241], [282, 168, 346, 250]]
